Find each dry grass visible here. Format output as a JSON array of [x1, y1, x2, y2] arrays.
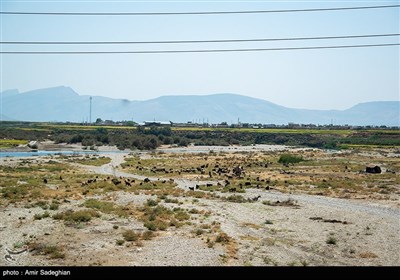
[[241, 222, 262, 229], [68, 156, 111, 166], [1, 144, 398, 266], [52, 209, 100, 223], [83, 199, 129, 217], [118, 149, 399, 199], [359, 252, 378, 259], [28, 242, 66, 259]]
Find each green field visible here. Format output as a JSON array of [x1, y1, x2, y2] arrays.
[[0, 139, 28, 149], [1, 121, 399, 150]]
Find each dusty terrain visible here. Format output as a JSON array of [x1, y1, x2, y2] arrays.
[[0, 143, 399, 266]]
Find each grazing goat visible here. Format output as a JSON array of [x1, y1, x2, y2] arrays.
[[366, 165, 381, 174], [252, 195, 261, 202]]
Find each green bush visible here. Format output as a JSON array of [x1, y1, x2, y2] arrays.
[[49, 202, 59, 210], [144, 221, 157, 231], [225, 195, 247, 203], [53, 209, 100, 223], [2, 186, 28, 199], [174, 211, 190, 221], [144, 220, 169, 231], [29, 243, 65, 259], [216, 232, 231, 244], [326, 236, 337, 245], [122, 230, 139, 242], [116, 239, 125, 246], [195, 229, 204, 236], [278, 154, 304, 164], [83, 199, 128, 217], [146, 199, 158, 207], [34, 211, 50, 220], [142, 230, 154, 240]]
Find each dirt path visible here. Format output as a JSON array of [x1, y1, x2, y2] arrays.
[[80, 152, 217, 191]]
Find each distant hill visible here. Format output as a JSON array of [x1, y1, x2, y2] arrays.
[[1, 86, 399, 126]]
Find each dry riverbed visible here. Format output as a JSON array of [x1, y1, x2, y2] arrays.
[[0, 144, 399, 266]]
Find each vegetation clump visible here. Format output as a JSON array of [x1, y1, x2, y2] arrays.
[[29, 243, 65, 259], [53, 209, 100, 223], [122, 230, 139, 242], [278, 154, 304, 164]]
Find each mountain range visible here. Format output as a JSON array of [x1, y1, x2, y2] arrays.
[[1, 86, 399, 126]]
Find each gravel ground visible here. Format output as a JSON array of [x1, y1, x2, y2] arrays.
[[72, 151, 400, 266], [1, 146, 399, 266]]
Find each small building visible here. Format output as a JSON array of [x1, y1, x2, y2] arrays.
[[27, 141, 38, 149], [143, 121, 172, 127]]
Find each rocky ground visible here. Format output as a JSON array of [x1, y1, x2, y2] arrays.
[[0, 144, 399, 266]]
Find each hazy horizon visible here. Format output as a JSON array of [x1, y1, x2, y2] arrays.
[[1, 0, 399, 110], [2, 85, 399, 111]]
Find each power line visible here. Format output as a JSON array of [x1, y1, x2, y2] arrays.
[[1, 43, 398, 55], [1, 33, 399, 45], [1, 4, 399, 16]]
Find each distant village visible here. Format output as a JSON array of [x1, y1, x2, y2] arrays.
[[88, 118, 398, 130]]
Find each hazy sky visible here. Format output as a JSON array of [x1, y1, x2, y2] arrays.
[[1, 0, 399, 110]]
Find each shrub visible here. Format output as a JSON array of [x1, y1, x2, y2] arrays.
[[164, 198, 179, 204], [53, 209, 100, 223], [326, 236, 337, 245], [189, 209, 200, 214], [278, 154, 304, 164], [2, 186, 28, 199], [169, 218, 181, 228], [195, 229, 204, 236], [146, 199, 158, 207], [216, 232, 231, 244], [34, 211, 50, 220], [142, 230, 154, 240], [225, 195, 247, 203], [154, 220, 169, 231], [49, 202, 59, 210], [29, 243, 65, 259], [144, 221, 157, 231], [35, 201, 48, 210], [174, 211, 190, 221], [83, 199, 128, 217], [70, 210, 99, 222], [122, 230, 139, 242], [116, 239, 125, 246]]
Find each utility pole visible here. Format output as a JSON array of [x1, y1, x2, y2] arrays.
[[89, 96, 92, 124]]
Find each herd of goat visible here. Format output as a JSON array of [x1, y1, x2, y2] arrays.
[[42, 163, 269, 202]]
